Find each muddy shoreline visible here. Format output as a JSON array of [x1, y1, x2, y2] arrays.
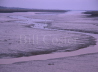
[[0, 13, 97, 59]]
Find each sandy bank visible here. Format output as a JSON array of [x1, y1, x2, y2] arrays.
[[0, 13, 96, 58], [0, 52, 98, 72]]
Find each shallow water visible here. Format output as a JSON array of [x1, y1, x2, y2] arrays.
[[9, 15, 53, 29], [0, 11, 98, 64], [0, 31, 98, 64]]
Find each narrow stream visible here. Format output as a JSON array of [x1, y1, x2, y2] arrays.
[[0, 14, 98, 64], [0, 31, 98, 64], [9, 15, 53, 29]]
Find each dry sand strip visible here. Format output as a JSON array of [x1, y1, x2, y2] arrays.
[[0, 52, 98, 72], [0, 14, 96, 59], [0, 12, 98, 72], [0, 21, 95, 58], [0, 30, 98, 64]]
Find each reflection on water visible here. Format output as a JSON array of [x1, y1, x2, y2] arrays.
[[1, 11, 98, 64], [0, 32, 98, 64], [35, 12, 66, 15], [9, 15, 53, 29]]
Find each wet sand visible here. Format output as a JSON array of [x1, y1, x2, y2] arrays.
[[0, 11, 98, 72], [0, 52, 98, 72], [0, 12, 96, 58]]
